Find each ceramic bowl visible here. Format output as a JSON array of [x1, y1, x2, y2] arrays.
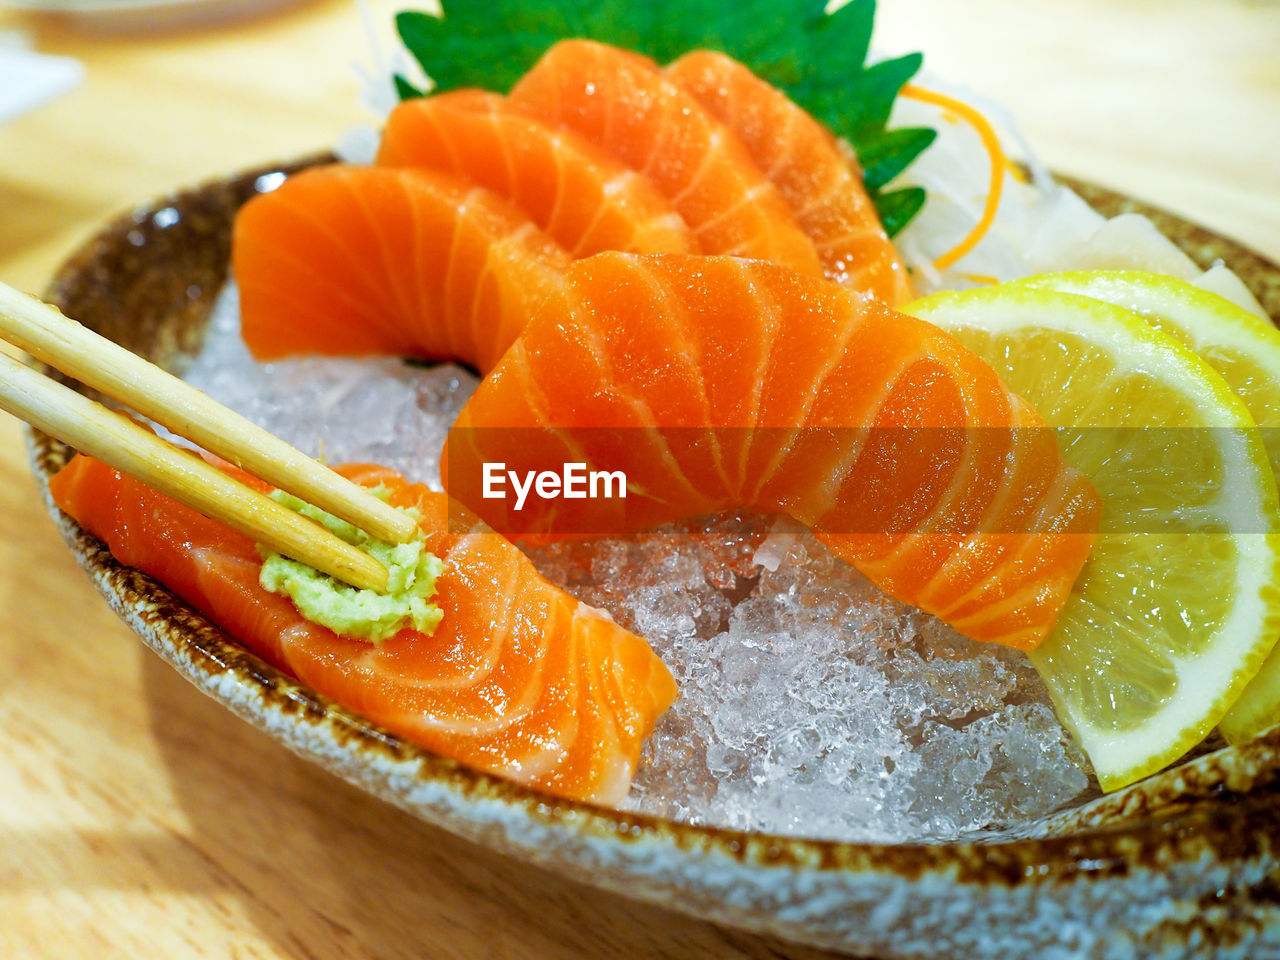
[[26, 159, 1280, 959]]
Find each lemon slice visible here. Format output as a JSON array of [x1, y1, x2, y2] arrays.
[[905, 285, 1280, 790], [1015, 271, 1280, 475], [1011, 271, 1280, 744]]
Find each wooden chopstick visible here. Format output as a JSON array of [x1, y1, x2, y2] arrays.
[[0, 283, 418, 546], [0, 283, 415, 593], [1, 352, 390, 591]]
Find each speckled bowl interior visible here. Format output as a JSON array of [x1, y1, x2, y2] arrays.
[[26, 159, 1280, 959]]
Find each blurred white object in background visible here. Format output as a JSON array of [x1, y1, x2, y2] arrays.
[[336, 0, 432, 165], [0, 31, 82, 124], [0, 0, 305, 33]]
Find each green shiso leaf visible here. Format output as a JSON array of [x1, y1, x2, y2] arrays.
[[859, 126, 936, 192], [815, 0, 875, 75], [393, 73, 427, 100], [394, 0, 934, 234], [873, 186, 927, 238], [802, 52, 924, 141]]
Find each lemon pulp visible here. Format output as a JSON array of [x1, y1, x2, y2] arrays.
[[907, 285, 1280, 790]]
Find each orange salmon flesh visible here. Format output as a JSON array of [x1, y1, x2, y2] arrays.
[[444, 253, 1100, 650], [49, 454, 677, 805]]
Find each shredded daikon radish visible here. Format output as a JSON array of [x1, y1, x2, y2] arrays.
[[885, 71, 1268, 318]]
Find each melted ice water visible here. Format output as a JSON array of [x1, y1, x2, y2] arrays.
[[183, 284, 1096, 842]]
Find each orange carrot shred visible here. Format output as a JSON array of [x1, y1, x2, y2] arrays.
[[899, 84, 1008, 270]]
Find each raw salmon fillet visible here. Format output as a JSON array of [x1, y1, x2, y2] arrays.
[[377, 90, 696, 258], [510, 40, 825, 276], [445, 253, 1099, 650], [666, 51, 915, 305], [49, 454, 676, 805], [233, 165, 571, 373]]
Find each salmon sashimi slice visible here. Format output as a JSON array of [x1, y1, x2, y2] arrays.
[[509, 40, 825, 276], [377, 90, 697, 259], [666, 51, 915, 306], [49, 453, 676, 805], [233, 165, 571, 374], [444, 253, 1100, 650]]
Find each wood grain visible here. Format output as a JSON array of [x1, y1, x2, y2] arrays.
[[1, 1, 1277, 957]]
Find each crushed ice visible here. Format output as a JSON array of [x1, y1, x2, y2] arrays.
[[180, 283, 1095, 842], [177, 285, 475, 487], [526, 520, 1094, 841]]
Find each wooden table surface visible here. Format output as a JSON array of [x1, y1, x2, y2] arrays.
[[1, 1, 1277, 957]]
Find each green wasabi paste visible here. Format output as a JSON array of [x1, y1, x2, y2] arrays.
[[258, 487, 443, 643]]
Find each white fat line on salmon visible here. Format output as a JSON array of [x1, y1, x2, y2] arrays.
[[482, 463, 627, 511]]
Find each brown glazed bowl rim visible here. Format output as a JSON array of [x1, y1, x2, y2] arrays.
[[25, 156, 1280, 891]]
